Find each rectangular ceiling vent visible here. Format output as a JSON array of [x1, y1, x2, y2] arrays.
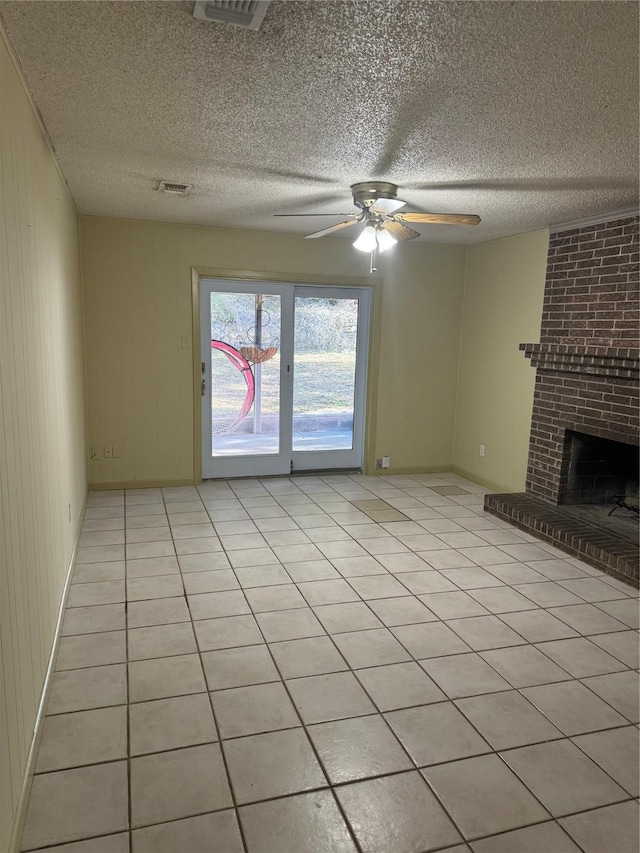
[[192, 1, 271, 31], [157, 180, 192, 196]]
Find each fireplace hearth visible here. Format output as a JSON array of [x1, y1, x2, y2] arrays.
[[485, 214, 639, 586]]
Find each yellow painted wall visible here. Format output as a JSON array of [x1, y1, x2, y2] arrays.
[[80, 216, 467, 485], [0, 30, 86, 852], [453, 229, 548, 492]]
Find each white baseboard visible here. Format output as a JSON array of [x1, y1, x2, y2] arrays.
[[8, 493, 87, 853]]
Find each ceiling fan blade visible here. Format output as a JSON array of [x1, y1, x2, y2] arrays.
[[274, 213, 357, 217], [369, 197, 406, 215], [396, 212, 481, 225], [304, 219, 361, 239], [381, 220, 420, 241]]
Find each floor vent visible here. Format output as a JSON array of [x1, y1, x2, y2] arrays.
[[157, 180, 192, 196], [192, 1, 271, 31]]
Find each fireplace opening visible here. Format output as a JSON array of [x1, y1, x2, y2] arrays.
[[563, 431, 639, 510]]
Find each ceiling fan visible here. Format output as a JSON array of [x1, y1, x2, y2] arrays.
[[274, 181, 481, 273]]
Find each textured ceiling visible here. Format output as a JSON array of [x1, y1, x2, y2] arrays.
[[1, 0, 638, 243]]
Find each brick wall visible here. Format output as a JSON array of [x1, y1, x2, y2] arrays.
[[544, 216, 639, 348], [523, 214, 639, 503]]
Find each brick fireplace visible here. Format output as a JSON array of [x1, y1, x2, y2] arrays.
[[486, 213, 639, 585]]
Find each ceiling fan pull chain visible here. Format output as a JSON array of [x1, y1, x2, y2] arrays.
[[370, 245, 377, 275]]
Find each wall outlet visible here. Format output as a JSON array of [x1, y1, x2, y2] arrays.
[[480, 444, 486, 457], [90, 446, 101, 460], [104, 445, 113, 459], [381, 456, 390, 469], [375, 458, 383, 469]]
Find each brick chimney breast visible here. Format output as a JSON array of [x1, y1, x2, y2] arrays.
[[485, 215, 639, 586], [523, 215, 639, 504]]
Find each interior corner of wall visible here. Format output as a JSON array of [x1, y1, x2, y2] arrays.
[[451, 242, 472, 467]]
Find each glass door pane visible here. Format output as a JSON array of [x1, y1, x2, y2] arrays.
[[293, 296, 358, 452], [209, 291, 282, 457]]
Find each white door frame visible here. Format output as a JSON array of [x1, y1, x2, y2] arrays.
[[191, 266, 383, 483]]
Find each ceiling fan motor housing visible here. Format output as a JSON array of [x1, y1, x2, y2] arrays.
[[351, 181, 399, 209]]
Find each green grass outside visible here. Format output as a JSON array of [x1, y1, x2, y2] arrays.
[[211, 351, 356, 418]]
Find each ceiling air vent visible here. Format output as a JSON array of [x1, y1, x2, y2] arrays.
[[157, 180, 192, 196], [192, 1, 271, 30]]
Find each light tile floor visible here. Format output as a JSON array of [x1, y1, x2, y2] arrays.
[[21, 472, 640, 853]]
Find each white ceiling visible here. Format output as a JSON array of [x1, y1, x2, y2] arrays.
[[2, 0, 638, 243]]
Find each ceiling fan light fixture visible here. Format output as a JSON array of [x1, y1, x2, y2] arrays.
[[279, 180, 480, 272], [376, 228, 397, 253], [353, 225, 377, 253]]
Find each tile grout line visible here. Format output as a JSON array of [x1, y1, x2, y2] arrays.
[[124, 489, 133, 853]]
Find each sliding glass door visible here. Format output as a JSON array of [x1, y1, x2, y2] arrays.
[[200, 279, 370, 479]]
